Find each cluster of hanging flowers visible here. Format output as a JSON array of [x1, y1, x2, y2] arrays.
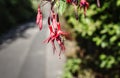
[[36, 0, 100, 57]]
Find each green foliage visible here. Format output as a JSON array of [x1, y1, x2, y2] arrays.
[[63, 0, 120, 77], [62, 58, 81, 78], [55, 0, 67, 15], [0, 0, 35, 34], [99, 54, 116, 69]]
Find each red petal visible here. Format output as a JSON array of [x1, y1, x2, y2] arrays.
[[49, 25, 53, 32], [38, 14, 42, 30], [51, 40, 57, 54], [66, 0, 71, 3], [36, 5, 41, 24], [36, 13, 40, 24], [56, 37, 65, 57], [57, 22, 61, 30], [52, 12, 57, 29]]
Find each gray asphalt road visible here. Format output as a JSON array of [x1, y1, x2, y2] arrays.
[[0, 25, 38, 78], [0, 22, 47, 78], [0, 21, 65, 78], [18, 25, 47, 78], [0, 3, 65, 78]]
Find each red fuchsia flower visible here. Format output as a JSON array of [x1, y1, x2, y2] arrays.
[[51, 14, 68, 40], [43, 11, 67, 57], [66, 0, 72, 3], [43, 25, 55, 43], [47, 25, 57, 54], [43, 17, 55, 43], [56, 22, 68, 36], [66, 0, 78, 5], [51, 39, 57, 54], [80, 0, 89, 17], [51, 11, 58, 30], [43, 16, 57, 54], [66, 0, 79, 19], [36, 5, 43, 30], [56, 36, 65, 57], [36, 0, 102, 58], [51, 14, 67, 57]]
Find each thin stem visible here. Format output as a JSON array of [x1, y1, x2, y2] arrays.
[[97, 0, 100, 7], [41, 1, 49, 7]]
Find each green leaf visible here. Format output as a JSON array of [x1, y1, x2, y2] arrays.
[[118, 42, 120, 46], [108, 56, 115, 65], [110, 36, 117, 43], [72, 65, 79, 73], [106, 63, 112, 69], [106, 56, 115, 69], [100, 61, 107, 68], [58, 0, 67, 15], [93, 37, 102, 46], [101, 42, 108, 48], [117, 0, 120, 6], [100, 29, 107, 34], [74, 59, 81, 64], [100, 54, 106, 60], [117, 57, 120, 61], [63, 71, 72, 78]]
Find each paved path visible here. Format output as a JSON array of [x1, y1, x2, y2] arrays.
[[0, 21, 65, 78], [0, 22, 43, 78], [0, 3, 65, 78]]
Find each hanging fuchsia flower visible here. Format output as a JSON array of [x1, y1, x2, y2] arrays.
[[56, 36, 65, 57], [66, 0, 72, 3], [43, 16, 57, 54], [51, 39, 57, 54], [51, 14, 68, 40], [56, 22, 68, 36], [36, 5, 43, 30], [43, 11, 67, 57], [43, 17, 55, 43], [46, 24, 57, 54], [80, 0, 89, 17], [35, 0, 103, 58], [51, 11, 58, 30]]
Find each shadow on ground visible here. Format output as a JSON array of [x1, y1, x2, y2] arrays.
[[0, 22, 36, 49]]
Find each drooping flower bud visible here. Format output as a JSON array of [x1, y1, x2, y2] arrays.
[[36, 5, 43, 30], [80, 0, 89, 17]]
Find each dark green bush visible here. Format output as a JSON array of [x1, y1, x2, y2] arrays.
[[0, 0, 35, 34], [63, 0, 120, 78]]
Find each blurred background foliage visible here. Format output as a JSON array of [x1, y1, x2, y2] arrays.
[[0, 0, 36, 35], [0, 0, 120, 77], [62, 0, 120, 78]]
